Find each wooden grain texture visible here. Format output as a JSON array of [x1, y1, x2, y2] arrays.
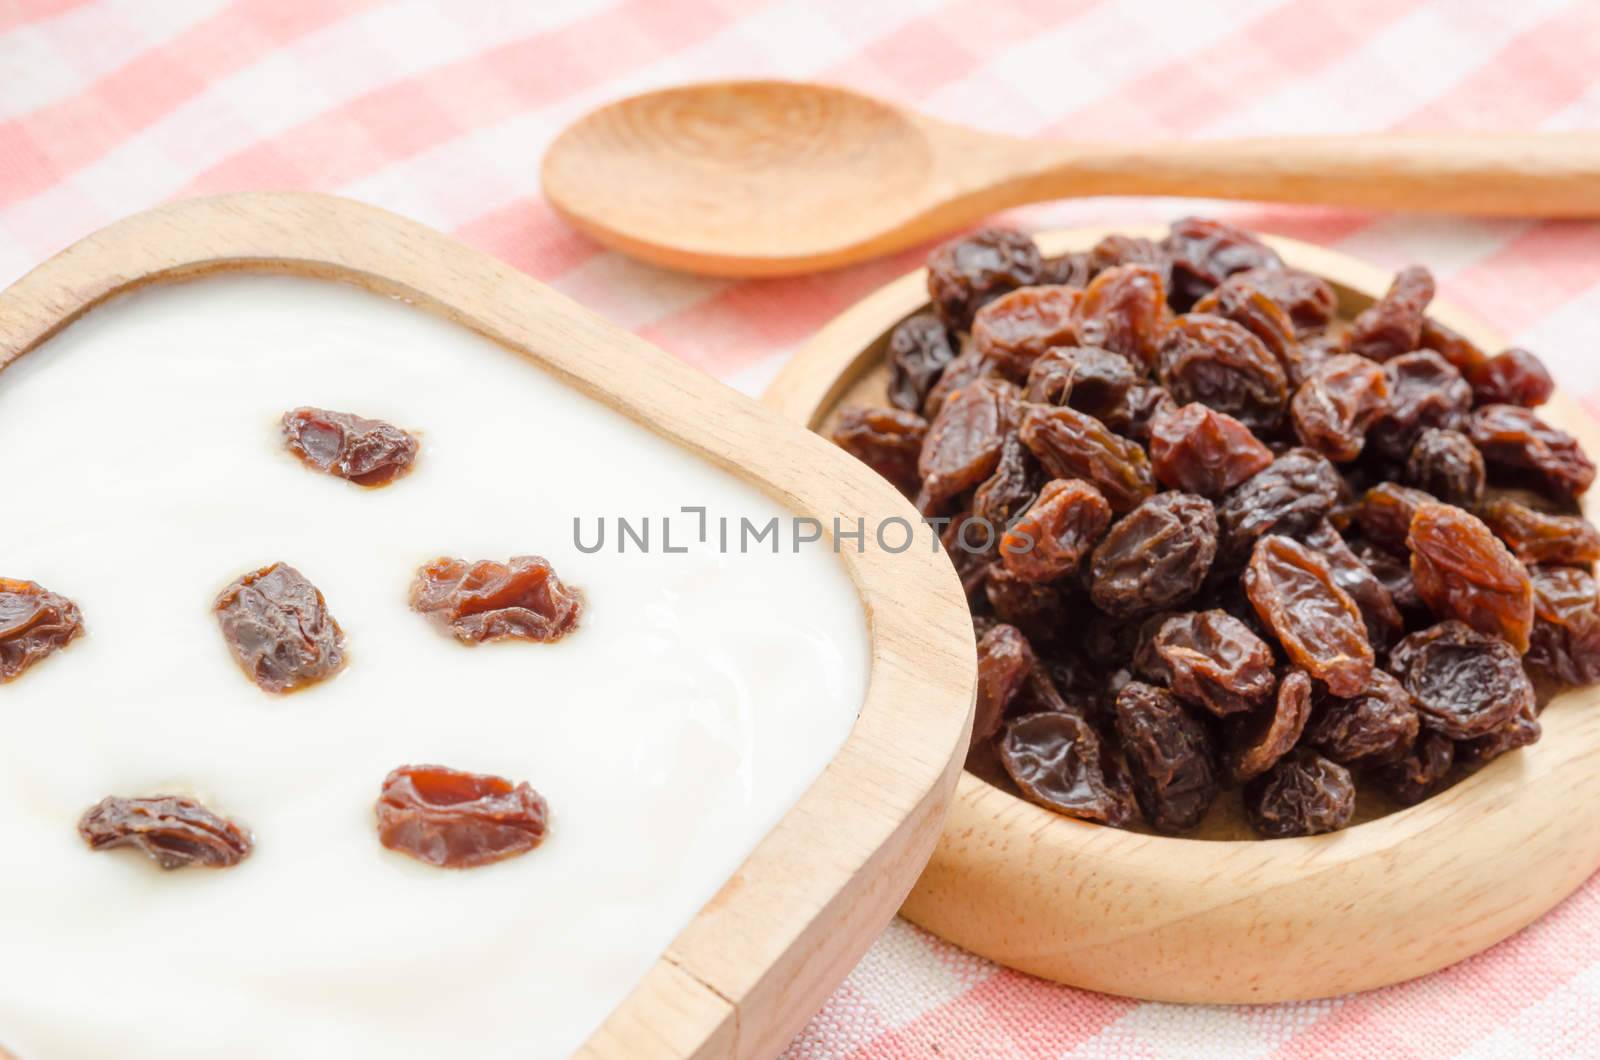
[[0, 193, 977, 1058], [763, 225, 1600, 1003], [541, 80, 1600, 277]]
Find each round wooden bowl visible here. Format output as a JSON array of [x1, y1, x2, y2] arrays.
[[762, 226, 1600, 1003]]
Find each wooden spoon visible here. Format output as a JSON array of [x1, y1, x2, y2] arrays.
[[541, 80, 1600, 277]]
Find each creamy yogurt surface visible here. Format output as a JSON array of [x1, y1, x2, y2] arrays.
[[0, 276, 868, 1059]]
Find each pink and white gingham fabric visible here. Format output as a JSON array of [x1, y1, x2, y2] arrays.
[[4, 2, 1599, 1056]]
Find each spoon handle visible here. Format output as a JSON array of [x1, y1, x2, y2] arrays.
[[987, 132, 1600, 218]]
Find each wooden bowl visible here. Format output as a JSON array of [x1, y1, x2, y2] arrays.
[[0, 193, 976, 1059], [762, 226, 1600, 1004]]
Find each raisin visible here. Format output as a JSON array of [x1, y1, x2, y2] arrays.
[[1089, 492, 1218, 617], [1192, 275, 1306, 383], [1406, 502, 1534, 652], [1372, 730, 1455, 806], [1039, 250, 1092, 287], [1356, 542, 1428, 623], [941, 511, 996, 605], [921, 348, 997, 420], [1017, 404, 1154, 513], [1244, 535, 1374, 697], [916, 377, 1019, 511], [1222, 668, 1313, 783], [972, 433, 1044, 531], [1356, 482, 1436, 553], [1148, 402, 1273, 496], [926, 227, 1043, 330], [282, 407, 418, 487], [79, 795, 252, 870], [1366, 351, 1473, 461], [1389, 621, 1532, 739], [885, 311, 957, 411], [1023, 345, 1137, 418], [984, 563, 1069, 645], [1089, 233, 1172, 285], [0, 578, 83, 683], [1214, 448, 1342, 567], [1305, 670, 1419, 766], [1469, 403, 1596, 499], [1469, 348, 1554, 408], [1162, 217, 1284, 311], [1157, 314, 1288, 431], [973, 623, 1035, 747], [214, 563, 346, 693], [972, 285, 1082, 378], [1113, 681, 1219, 833], [1420, 317, 1489, 376], [1290, 353, 1390, 462], [376, 765, 550, 869], [1245, 748, 1355, 837], [1526, 565, 1600, 686], [998, 711, 1135, 826], [1478, 497, 1600, 567], [1347, 265, 1434, 361], [830, 406, 927, 495], [1402, 427, 1485, 506], [1000, 479, 1112, 582], [1455, 700, 1541, 767], [409, 556, 582, 645], [1075, 264, 1170, 372], [1153, 610, 1276, 717], [1229, 266, 1338, 337], [1301, 521, 1404, 650]]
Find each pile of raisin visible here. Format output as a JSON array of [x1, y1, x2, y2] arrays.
[[832, 219, 1598, 838]]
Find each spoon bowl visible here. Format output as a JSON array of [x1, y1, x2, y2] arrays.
[[542, 81, 1600, 277]]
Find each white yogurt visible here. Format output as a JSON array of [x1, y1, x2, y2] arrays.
[[0, 277, 868, 1060]]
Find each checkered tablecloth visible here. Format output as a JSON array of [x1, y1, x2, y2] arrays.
[[5, 2, 1599, 1056]]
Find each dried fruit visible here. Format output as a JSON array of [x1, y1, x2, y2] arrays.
[[973, 623, 1035, 746], [926, 227, 1042, 330], [1525, 565, 1600, 686], [214, 563, 346, 693], [1244, 535, 1374, 697], [984, 563, 1069, 645], [1153, 610, 1276, 717], [1039, 250, 1092, 287], [1402, 428, 1485, 506], [0, 578, 83, 683], [941, 511, 996, 605], [1075, 264, 1170, 371], [376, 765, 550, 869], [972, 284, 1082, 378], [282, 407, 418, 487], [1347, 265, 1434, 361], [917, 377, 1018, 510], [1192, 275, 1306, 383], [1104, 384, 1178, 444], [998, 711, 1135, 825], [921, 348, 997, 419], [1245, 748, 1355, 837], [1023, 345, 1137, 418], [1290, 354, 1390, 462], [1389, 621, 1532, 739], [1455, 702, 1541, 767], [1420, 318, 1488, 376], [972, 433, 1044, 531], [830, 406, 927, 495], [1371, 730, 1455, 805], [1214, 448, 1342, 567], [1469, 348, 1554, 408], [1355, 482, 1436, 553], [1229, 266, 1338, 337], [1478, 498, 1600, 567], [1157, 314, 1288, 431], [1114, 681, 1219, 833], [1000, 479, 1112, 582], [1223, 668, 1313, 783], [1089, 234, 1171, 284], [1305, 670, 1419, 766], [1090, 492, 1218, 617], [1148, 402, 1273, 496], [1366, 351, 1473, 461], [1162, 217, 1283, 310], [1017, 404, 1154, 513], [1406, 502, 1534, 653], [1469, 403, 1596, 499], [79, 795, 251, 869], [410, 556, 582, 645], [886, 311, 957, 411], [1301, 521, 1404, 650]]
